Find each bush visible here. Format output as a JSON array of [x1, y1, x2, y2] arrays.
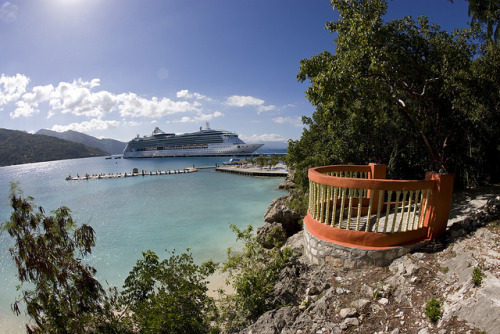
[[1, 184, 112, 333], [425, 298, 442, 324], [121, 249, 218, 334], [218, 225, 293, 331], [472, 266, 483, 287]]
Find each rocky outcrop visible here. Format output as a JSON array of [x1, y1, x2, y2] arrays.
[[241, 193, 500, 333], [257, 195, 302, 248], [263, 196, 302, 234]]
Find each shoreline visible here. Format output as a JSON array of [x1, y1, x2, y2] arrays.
[[206, 270, 235, 299]]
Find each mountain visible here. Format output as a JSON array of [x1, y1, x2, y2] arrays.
[[0, 128, 109, 167], [35, 129, 126, 155]]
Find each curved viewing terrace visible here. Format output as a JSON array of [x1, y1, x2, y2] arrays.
[[305, 164, 454, 250]]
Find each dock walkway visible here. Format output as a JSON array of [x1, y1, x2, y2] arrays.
[[215, 164, 288, 177], [66, 168, 197, 181]]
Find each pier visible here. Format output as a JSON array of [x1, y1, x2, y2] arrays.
[[66, 168, 197, 181], [215, 164, 288, 177]]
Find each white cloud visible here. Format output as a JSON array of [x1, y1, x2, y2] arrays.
[[22, 84, 55, 105], [225, 95, 264, 107], [0, 73, 30, 106], [10, 100, 39, 118], [176, 89, 211, 101], [257, 105, 277, 114], [177, 111, 223, 123], [118, 93, 200, 118], [49, 78, 106, 117], [50, 118, 120, 133], [240, 133, 286, 143], [273, 116, 303, 127]]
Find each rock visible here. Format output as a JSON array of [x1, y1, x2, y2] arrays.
[[378, 298, 389, 306], [339, 307, 357, 319], [278, 179, 295, 190], [264, 195, 302, 235], [257, 222, 287, 249], [340, 317, 359, 330], [351, 298, 370, 310], [240, 307, 299, 334]]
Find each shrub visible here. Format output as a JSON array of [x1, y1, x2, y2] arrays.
[[218, 224, 293, 331], [121, 249, 218, 334], [1, 184, 113, 333], [472, 266, 483, 287], [425, 298, 442, 324]]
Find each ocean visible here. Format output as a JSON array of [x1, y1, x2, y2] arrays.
[[0, 155, 286, 332]]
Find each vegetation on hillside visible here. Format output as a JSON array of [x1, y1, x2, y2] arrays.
[[287, 0, 500, 202], [0, 128, 109, 166], [35, 129, 126, 155]]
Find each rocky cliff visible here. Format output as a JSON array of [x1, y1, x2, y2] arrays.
[[246, 187, 500, 334]]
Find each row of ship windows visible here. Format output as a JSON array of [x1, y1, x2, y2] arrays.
[[136, 145, 209, 151]]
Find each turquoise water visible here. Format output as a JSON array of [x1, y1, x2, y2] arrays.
[[0, 156, 286, 332]]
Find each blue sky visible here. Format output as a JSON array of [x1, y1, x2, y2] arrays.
[[0, 0, 470, 146]]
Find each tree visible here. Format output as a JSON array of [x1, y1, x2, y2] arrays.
[[269, 154, 281, 169], [1, 184, 112, 333], [288, 0, 498, 193], [217, 225, 293, 331], [450, 0, 500, 45], [120, 250, 218, 334], [255, 155, 269, 170]]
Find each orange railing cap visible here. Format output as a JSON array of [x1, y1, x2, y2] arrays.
[[309, 167, 434, 191]]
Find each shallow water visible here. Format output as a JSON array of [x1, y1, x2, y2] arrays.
[[0, 156, 285, 332]]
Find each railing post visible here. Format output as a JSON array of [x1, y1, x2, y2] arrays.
[[368, 164, 386, 205], [369, 163, 386, 180], [424, 172, 454, 240]]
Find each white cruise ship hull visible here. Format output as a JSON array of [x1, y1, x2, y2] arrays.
[[123, 124, 264, 158], [123, 143, 264, 158]]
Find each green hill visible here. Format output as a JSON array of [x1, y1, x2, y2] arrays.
[[35, 129, 126, 155], [0, 128, 109, 167]]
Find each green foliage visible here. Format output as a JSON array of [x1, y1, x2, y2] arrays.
[[264, 225, 287, 248], [1, 184, 112, 333], [0, 128, 108, 166], [255, 155, 270, 170], [472, 266, 483, 286], [269, 154, 281, 169], [218, 225, 293, 331], [466, 0, 500, 45], [120, 249, 218, 334], [425, 297, 443, 324], [288, 0, 500, 192]]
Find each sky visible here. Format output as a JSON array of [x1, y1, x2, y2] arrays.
[[0, 0, 471, 146]]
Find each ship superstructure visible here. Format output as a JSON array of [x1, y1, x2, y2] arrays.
[[123, 123, 263, 158]]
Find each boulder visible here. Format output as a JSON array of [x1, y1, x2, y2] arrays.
[[264, 195, 302, 236], [257, 222, 287, 249]]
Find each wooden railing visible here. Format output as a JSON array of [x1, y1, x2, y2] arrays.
[[305, 164, 454, 249]]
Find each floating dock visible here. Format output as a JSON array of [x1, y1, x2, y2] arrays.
[[66, 168, 197, 181], [215, 165, 288, 177]]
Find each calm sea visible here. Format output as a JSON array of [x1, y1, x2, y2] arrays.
[[0, 156, 286, 332]]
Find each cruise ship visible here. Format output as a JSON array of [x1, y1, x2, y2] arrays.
[[123, 123, 264, 158]]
